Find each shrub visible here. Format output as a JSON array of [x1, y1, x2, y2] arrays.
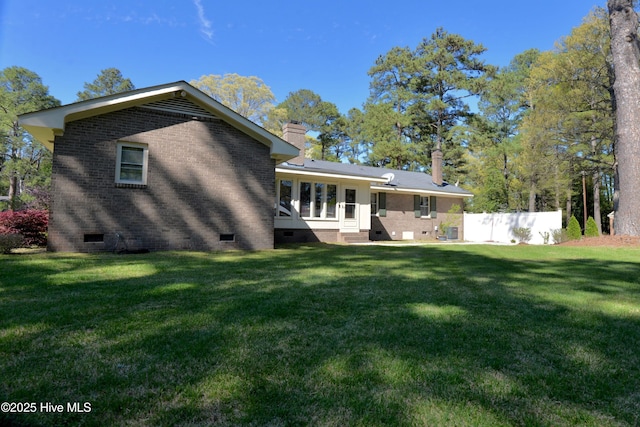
[[551, 228, 569, 244], [539, 231, 550, 245], [0, 234, 23, 254], [440, 204, 462, 236], [585, 216, 599, 237], [512, 227, 532, 243], [0, 209, 49, 246], [566, 215, 582, 241]]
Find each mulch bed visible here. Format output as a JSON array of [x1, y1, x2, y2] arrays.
[[560, 235, 640, 247]]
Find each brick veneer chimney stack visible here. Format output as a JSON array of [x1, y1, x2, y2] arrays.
[[431, 149, 443, 186], [282, 121, 306, 165]]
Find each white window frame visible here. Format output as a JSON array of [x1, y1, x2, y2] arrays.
[[371, 192, 378, 216], [324, 183, 337, 219], [275, 178, 338, 220], [115, 142, 148, 185], [300, 181, 313, 218], [276, 179, 294, 217], [344, 188, 357, 220], [300, 180, 338, 220], [314, 182, 325, 218]]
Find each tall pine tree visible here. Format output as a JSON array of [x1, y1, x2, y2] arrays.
[[365, 28, 495, 178], [608, 0, 640, 235]]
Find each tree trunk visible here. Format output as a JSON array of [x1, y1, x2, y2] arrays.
[[8, 174, 18, 211], [608, 0, 640, 235], [554, 163, 561, 211], [528, 179, 536, 212], [566, 186, 572, 225], [593, 170, 602, 234], [503, 152, 510, 208]]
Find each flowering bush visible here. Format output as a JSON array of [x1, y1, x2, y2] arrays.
[[0, 209, 49, 247]]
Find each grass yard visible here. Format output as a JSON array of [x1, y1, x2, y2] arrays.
[[1, 243, 640, 426]]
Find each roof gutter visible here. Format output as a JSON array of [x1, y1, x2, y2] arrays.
[[370, 184, 474, 198], [276, 167, 388, 183]]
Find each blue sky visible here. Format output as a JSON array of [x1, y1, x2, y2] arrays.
[[1, 0, 606, 114]]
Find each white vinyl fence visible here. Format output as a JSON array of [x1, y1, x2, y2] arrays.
[[463, 210, 563, 245]]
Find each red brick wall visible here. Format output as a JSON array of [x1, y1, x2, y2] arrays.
[[273, 229, 369, 244], [274, 228, 339, 244], [49, 107, 275, 252], [370, 192, 465, 241]]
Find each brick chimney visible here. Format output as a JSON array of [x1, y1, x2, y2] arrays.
[[282, 121, 306, 165], [431, 149, 443, 186]]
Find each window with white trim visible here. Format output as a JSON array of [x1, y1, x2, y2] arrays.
[[275, 179, 337, 219], [116, 142, 148, 185], [300, 182, 312, 217], [371, 193, 378, 216], [345, 188, 356, 219], [326, 184, 337, 218], [314, 183, 324, 218], [299, 181, 337, 219], [277, 179, 293, 217]]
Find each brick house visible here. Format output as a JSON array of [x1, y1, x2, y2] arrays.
[[20, 81, 472, 252], [19, 81, 298, 252], [274, 123, 472, 243]]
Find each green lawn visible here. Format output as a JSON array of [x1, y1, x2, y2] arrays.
[[1, 244, 640, 426]]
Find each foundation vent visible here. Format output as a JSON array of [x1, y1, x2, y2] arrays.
[[220, 233, 235, 242]]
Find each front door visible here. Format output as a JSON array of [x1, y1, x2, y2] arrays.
[[342, 188, 358, 229]]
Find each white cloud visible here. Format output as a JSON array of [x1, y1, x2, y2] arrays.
[[193, 0, 214, 41]]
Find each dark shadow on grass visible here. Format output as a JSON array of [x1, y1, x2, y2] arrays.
[[1, 245, 640, 426]]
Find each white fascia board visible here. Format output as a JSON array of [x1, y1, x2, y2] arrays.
[[370, 184, 474, 198], [185, 87, 298, 161], [19, 82, 195, 151], [21, 83, 188, 128], [276, 167, 388, 183], [19, 81, 299, 161]]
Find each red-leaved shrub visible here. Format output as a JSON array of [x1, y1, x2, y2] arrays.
[[0, 209, 49, 247]]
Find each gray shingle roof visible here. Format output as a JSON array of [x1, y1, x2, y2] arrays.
[[278, 159, 473, 197]]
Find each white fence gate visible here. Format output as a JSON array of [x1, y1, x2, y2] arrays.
[[463, 210, 563, 245]]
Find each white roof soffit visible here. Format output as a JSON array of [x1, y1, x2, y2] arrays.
[[18, 81, 298, 161], [370, 184, 474, 198], [276, 167, 388, 183]]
